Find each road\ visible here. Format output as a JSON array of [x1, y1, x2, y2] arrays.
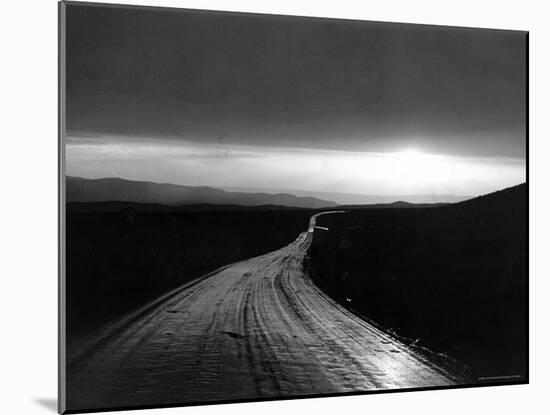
[[67, 211, 454, 410]]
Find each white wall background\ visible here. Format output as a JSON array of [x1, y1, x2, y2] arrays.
[[0, 0, 545, 414]]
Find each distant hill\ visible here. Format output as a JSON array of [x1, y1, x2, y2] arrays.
[[66, 176, 338, 209]]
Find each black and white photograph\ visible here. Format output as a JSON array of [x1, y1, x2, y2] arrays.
[[59, 2, 528, 413]]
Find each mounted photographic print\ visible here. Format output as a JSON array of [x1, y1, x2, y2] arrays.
[[59, 1, 528, 413]]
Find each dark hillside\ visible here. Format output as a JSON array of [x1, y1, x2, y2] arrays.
[[308, 184, 527, 381], [66, 204, 313, 341]]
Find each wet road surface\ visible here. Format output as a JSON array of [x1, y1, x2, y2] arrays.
[[67, 212, 454, 410]]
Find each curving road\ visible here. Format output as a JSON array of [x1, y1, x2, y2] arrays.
[[67, 211, 454, 410]]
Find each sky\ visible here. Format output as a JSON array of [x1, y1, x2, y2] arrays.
[[65, 3, 527, 198]]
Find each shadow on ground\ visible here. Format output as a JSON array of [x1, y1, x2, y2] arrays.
[[34, 398, 57, 413]]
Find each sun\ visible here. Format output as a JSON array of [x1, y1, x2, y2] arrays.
[[397, 148, 424, 158]]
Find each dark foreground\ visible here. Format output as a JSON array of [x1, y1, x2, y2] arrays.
[[66, 213, 454, 411]]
